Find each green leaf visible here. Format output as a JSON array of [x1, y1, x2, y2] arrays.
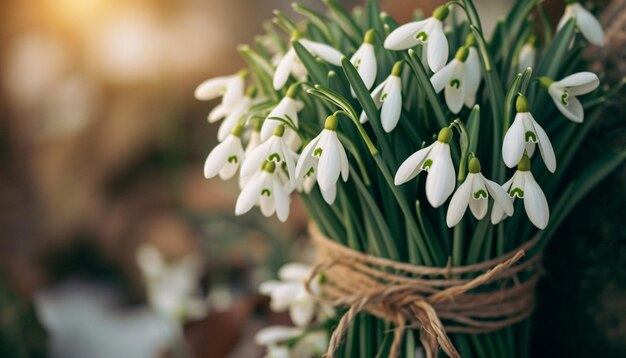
[[322, 0, 362, 44], [291, 3, 336, 46], [365, 0, 384, 34], [404, 50, 447, 128], [293, 41, 329, 86], [467, 104, 481, 155]]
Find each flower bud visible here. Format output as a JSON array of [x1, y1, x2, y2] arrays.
[[516, 94, 529, 113], [433, 5, 449, 21], [468, 157, 481, 174], [364, 29, 376, 44], [455, 46, 469, 62], [437, 127, 453, 144], [391, 61, 403, 76], [324, 115, 339, 130]]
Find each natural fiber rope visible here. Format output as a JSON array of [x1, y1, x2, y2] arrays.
[[304, 223, 542, 358]]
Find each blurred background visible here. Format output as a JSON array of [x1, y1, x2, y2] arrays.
[[0, 0, 623, 357]]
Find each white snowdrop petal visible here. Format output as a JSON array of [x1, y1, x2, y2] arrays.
[[300, 39, 343, 66], [241, 140, 272, 177], [518, 44, 535, 73], [557, 72, 600, 95], [278, 263, 310, 280], [295, 135, 321, 179], [320, 183, 337, 204], [384, 21, 426, 50], [208, 103, 228, 123], [531, 117, 557, 173], [502, 114, 528, 168], [483, 176, 514, 217], [381, 76, 402, 132], [446, 175, 472, 227], [463, 48, 481, 106], [444, 62, 465, 114], [572, 3, 605, 46], [317, 133, 341, 191], [217, 110, 241, 142], [218, 163, 238, 180], [337, 138, 350, 181], [359, 44, 377, 90], [273, 48, 296, 90], [550, 86, 584, 123], [425, 144, 455, 208], [394, 144, 433, 185], [235, 177, 264, 215], [260, 191, 276, 217], [427, 23, 448, 72], [222, 77, 245, 108], [430, 62, 455, 93], [522, 172, 549, 229], [204, 138, 233, 179], [469, 197, 489, 220], [194, 76, 230, 100], [273, 179, 290, 222]]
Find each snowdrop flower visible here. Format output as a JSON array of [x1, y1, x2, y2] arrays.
[[463, 35, 482, 108], [241, 125, 298, 184], [216, 86, 256, 141], [502, 94, 556, 173], [557, 0, 604, 46], [203, 124, 245, 180], [255, 326, 329, 358], [273, 30, 344, 90], [359, 61, 403, 132], [540, 72, 600, 123], [136, 244, 207, 321], [350, 29, 377, 96], [295, 115, 349, 204], [446, 157, 514, 227], [395, 127, 456, 208], [259, 262, 335, 327], [384, 5, 450, 72], [235, 161, 291, 222], [518, 35, 537, 73], [431, 46, 476, 114], [261, 84, 304, 146], [492, 154, 549, 229], [195, 69, 247, 120]]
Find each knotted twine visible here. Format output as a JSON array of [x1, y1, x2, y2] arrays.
[[304, 223, 542, 358]]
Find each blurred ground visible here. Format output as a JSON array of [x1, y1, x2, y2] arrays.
[[0, 0, 624, 357]]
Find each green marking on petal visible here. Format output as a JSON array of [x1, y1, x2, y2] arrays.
[[421, 159, 433, 171], [381, 93, 388, 101], [261, 188, 271, 196], [450, 79, 461, 89], [313, 148, 323, 157], [354, 58, 361, 70], [525, 131, 537, 143], [305, 167, 315, 177], [473, 190, 488, 199], [415, 31, 428, 42], [268, 153, 281, 162], [227, 155, 238, 164], [560, 90, 569, 105], [509, 187, 524, 198]]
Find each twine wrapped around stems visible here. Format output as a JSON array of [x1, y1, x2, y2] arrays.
[[304, 223, 542, 358]]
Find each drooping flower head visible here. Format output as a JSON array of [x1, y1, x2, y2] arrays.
[[350, 29, 378, 95], [502, 94, 556, 173], [492, 154, 549, 229], [447, 157, 514, 227], [295, 115, 349, 204], [241, 124, 299, 184], [203, 124, 245, 180], [558, 0, 605, 46], [540, 72, 600, 123], [273, 30, 344, 90], [195, 69, 248, 120], [431, 46, 477, 114], [518, 34, 537, 73], [261, 84, 304, 147], [216, 86, 257, 141], [384, 5, 450, 72], [360, 61, 403, 132], [235, 160, 291, 222], [395, 127, 456, 208], [462, 34, 482, 108]]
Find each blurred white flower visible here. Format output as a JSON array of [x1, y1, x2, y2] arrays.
[[446, 158, 513, 227], [136, 244, 207, 321], [502, 95, 556, 173], [542, 72, 599, 123], [235, 161, 291, 222], [259, 263, 335, 327], [557, 1, 604, 46], [518, 35, 536, 73], [203, 124, 245, 180], [491, 155, 549, 230], [254, 326, 329, 358], [295, 115, 349, 205], [195, 70, 247, 111], [384, 5, 450, 72], [395, 127, 456, 208], [360, 61, 403, 133]]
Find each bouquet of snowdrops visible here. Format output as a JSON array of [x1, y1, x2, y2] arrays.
[[195, 0, 624, 356]]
